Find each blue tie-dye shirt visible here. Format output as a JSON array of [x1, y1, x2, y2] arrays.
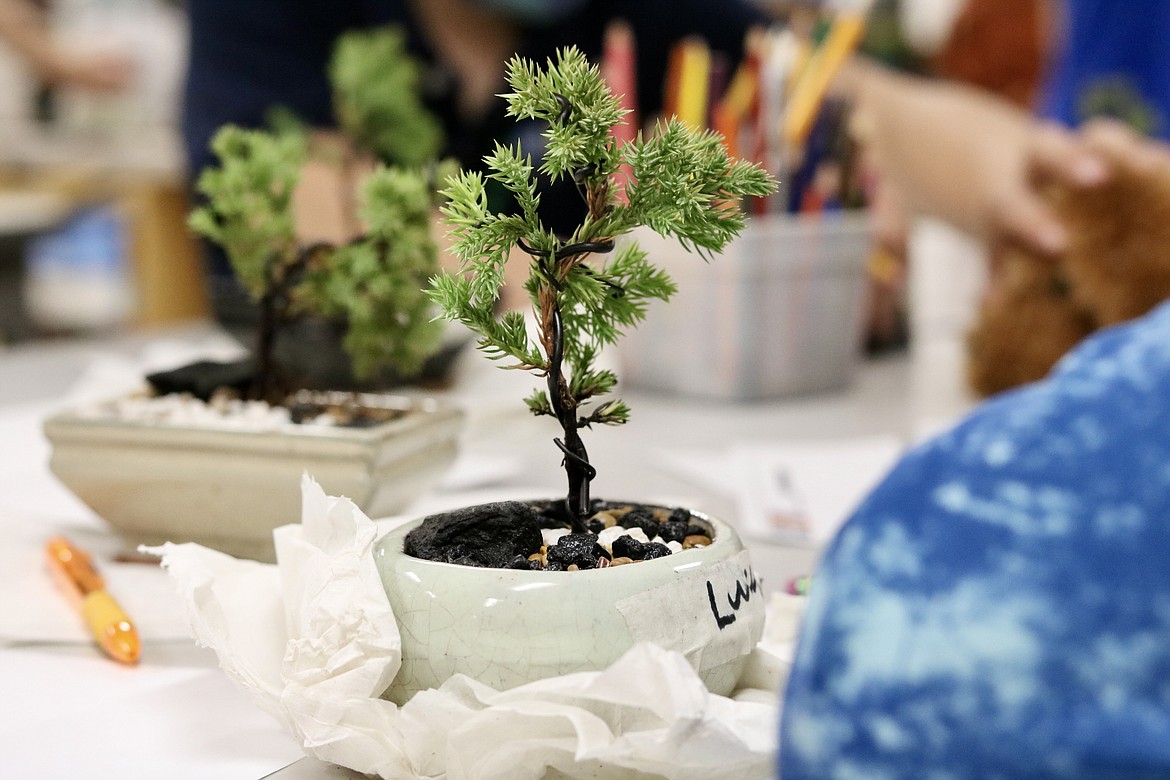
[[779, 301, 1170, 778]]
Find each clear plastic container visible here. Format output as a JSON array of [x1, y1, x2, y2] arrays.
[[618, 212, 871, 401]]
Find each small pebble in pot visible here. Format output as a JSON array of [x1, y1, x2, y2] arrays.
[[545, 561, 566, 571], [611, 534, 672, 561], [668, 507, 693, 524], [623, 509, 660, 539], [541, 527, 572, 547], [610, 556, 634, 566], [567, 564, 579, 571], [659, 519, 688, 544], [624, 527, 651, 544], [610, 534, 646, 560], [642, 542, 672, 560], [597, 525, 628, 553], [683, 534, 712, 549], [547, 532, 601, 570], [596, 556, 611, 568], [593, 511, 619, 528], [586, 518, 605, 534], [685, 523, 710, 538]]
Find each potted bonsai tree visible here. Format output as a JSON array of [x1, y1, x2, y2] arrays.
[[197, 24, 460, 393], [182, 124, 448, 403], [41, 29, 464, 562], [373, 47, 777, 703]]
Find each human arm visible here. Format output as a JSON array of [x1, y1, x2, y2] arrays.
[[0, 0, 134, 91], [836, 59, 1127, 257]]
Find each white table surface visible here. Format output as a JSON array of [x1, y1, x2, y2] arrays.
[[0, 321, 968, 779]]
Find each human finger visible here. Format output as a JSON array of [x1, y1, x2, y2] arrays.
[[1079, 117, 1170, 173], [993, 187, 1068, 257], [1026, 121, 1109, 190]]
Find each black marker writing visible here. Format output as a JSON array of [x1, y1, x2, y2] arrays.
[[707, 567, 761, 630]]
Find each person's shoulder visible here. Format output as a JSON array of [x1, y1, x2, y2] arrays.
[[949, 299, 1170, 457], [832, 299, 1170, 555], [780, 301, 1170, 779]]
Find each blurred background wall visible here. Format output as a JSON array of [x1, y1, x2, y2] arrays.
[[0, 0, 203, 344]]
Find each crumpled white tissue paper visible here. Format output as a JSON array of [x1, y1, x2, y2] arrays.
[[147, 476, 799, 780]]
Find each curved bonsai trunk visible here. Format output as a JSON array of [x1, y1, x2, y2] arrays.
[[250, 291, 280, 402], [249, 244, 330, 403], [546, 304, 593, 532]]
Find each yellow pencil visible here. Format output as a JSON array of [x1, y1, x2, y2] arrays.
[[782, 12, 866, 148], [675, 37, 711, 131]]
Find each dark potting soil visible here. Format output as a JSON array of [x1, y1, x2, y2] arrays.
[[403, 500, 714, 571], [146, 359, 255, 401], [145, 360, 408, 427], [404, 501, 545, 568]]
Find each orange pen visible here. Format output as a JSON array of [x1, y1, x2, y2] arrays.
[[45, 536, 141, 665]]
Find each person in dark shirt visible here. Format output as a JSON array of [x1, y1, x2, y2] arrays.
[[182, 0, 768, 228], [181, 0, 767, 379]]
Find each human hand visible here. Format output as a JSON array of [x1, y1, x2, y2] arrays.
[[841, 61, 1051, 255], [1006, 118, 1170, 253], [837, 63, 1167, 259]]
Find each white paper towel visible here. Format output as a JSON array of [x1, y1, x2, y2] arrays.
[[148, 477, 798, 780]]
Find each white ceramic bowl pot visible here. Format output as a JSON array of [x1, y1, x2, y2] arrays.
[[374, 502, 766, 704]]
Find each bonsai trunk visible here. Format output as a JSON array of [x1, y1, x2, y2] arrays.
[[248, 244, 328, 403], [545, 302, 593, 533], [250, 291, 281, 402], [532, 135, 613, 532]]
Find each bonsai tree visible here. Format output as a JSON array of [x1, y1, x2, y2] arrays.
[[430, 47, 776, 532], [188, 125, 445, 401], [186, 25, 451, 403]]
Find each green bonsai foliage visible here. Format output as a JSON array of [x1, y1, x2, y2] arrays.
[[430, 47, 776, 531], [329, 26, 444, 167], [189, 125, 443, 400], [301, 167, 445, 380], [187, 24, 450, 402], [187, 127, 303, 302]]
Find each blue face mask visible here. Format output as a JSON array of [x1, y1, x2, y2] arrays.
[[471, 0, 589, 24]]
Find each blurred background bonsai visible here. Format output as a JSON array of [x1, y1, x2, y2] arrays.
[[188, 126, 446, 402], [186, 25, 456, 399]]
